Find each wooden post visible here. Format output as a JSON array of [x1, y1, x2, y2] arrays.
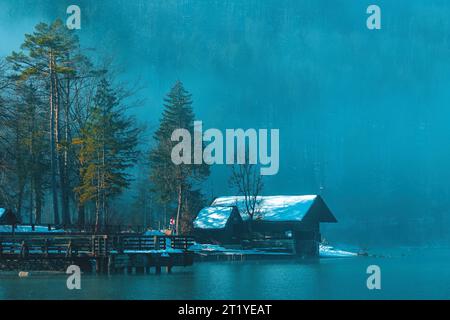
[[66, 240, 73, 258], [119, 236, 124, 254], [154, 254, 161, 274], [136, 267, 145, 274], [108, 256, 113, 275], [20, 241, 29, 259], [98, 257, 107, 274], [104, 236, 109, 256], [154, 236, 160, 250], [91, 259, 97, 273], [44, 239, 49, 257], [91, 236, 96, 256]]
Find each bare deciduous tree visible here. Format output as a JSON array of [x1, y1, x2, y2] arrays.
[[229, 163, 264, 231]]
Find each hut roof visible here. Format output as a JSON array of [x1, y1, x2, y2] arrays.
[[193, 206, 238, 229], [194, 195, 337, 229]]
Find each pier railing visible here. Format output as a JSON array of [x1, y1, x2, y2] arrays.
[[0, 235, 195, 259], [1, 224, 170, 234]]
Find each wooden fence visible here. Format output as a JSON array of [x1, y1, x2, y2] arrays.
[[0, 235, 195, 259]]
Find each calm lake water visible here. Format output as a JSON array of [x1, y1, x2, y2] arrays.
[[1, 247, 450, 300]]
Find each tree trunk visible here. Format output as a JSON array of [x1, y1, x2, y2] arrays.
[[49, 52, 60, 225], [95, 186, 100, 233], [95, 160, 101, 233], [29, 118, 34, 226], [102, 190, 106, 227], [102, 143, 106, 228], [61, 75, 71, 225], [163, 204, 167, 230], [247, 218, 253, 234], [29, 176, 33, 225], [55, 73, 70, 226], [16, 183, 24, 221], [95, 196, 100, 233], [77, 203, 85, 226], [175, 184, 182, 235], [34, 179, 42, 224]]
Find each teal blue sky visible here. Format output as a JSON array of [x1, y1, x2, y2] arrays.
[[2, 0, 450, 244]]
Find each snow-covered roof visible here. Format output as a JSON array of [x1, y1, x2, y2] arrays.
[[212, 195, 318, 222], [194, 195, 337, 230], [193, 206, 236, 229]]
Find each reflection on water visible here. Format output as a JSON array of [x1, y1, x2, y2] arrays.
[[1, 248, 450, 299]]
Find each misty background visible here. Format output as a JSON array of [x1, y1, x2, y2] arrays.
[[1, 0, 450, 247]]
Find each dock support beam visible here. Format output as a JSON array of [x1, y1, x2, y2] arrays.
[[136, 267, 145, 274], [155, 265, 161, 274]]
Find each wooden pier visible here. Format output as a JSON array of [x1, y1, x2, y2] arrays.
[[0, 234, 195, 274]]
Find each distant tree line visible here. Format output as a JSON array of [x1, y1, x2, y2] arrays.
[[0, 19, 261, 234]]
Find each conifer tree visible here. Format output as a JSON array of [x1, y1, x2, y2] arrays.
[[7, 19, 79, 224], [14, 82, 48, 224], [0, 61, 10, 206], [149, 81, 209, 234], [75, 79, 140, 231]]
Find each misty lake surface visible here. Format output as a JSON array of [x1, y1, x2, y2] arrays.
[[1, 248, 450, 300]]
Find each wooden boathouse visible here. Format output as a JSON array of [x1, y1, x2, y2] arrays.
[[193, 195, 337, 256]]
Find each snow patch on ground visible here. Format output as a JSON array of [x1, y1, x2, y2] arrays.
[[319, 245, 358, 258], [188, 243, 290, 255], [189, 242, 358, 258], [143, 230, 165, 236], [123, 249, 183, 254], [0, 225, 64, 233]]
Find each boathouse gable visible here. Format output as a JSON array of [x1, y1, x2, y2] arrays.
[[193, 206, 244, 243], [0, 208, 20, 225]]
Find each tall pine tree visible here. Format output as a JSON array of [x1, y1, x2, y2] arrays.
[[13, 82, 48, 224], [149, 81, 209, 234], [7, 19, 87, 225]]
